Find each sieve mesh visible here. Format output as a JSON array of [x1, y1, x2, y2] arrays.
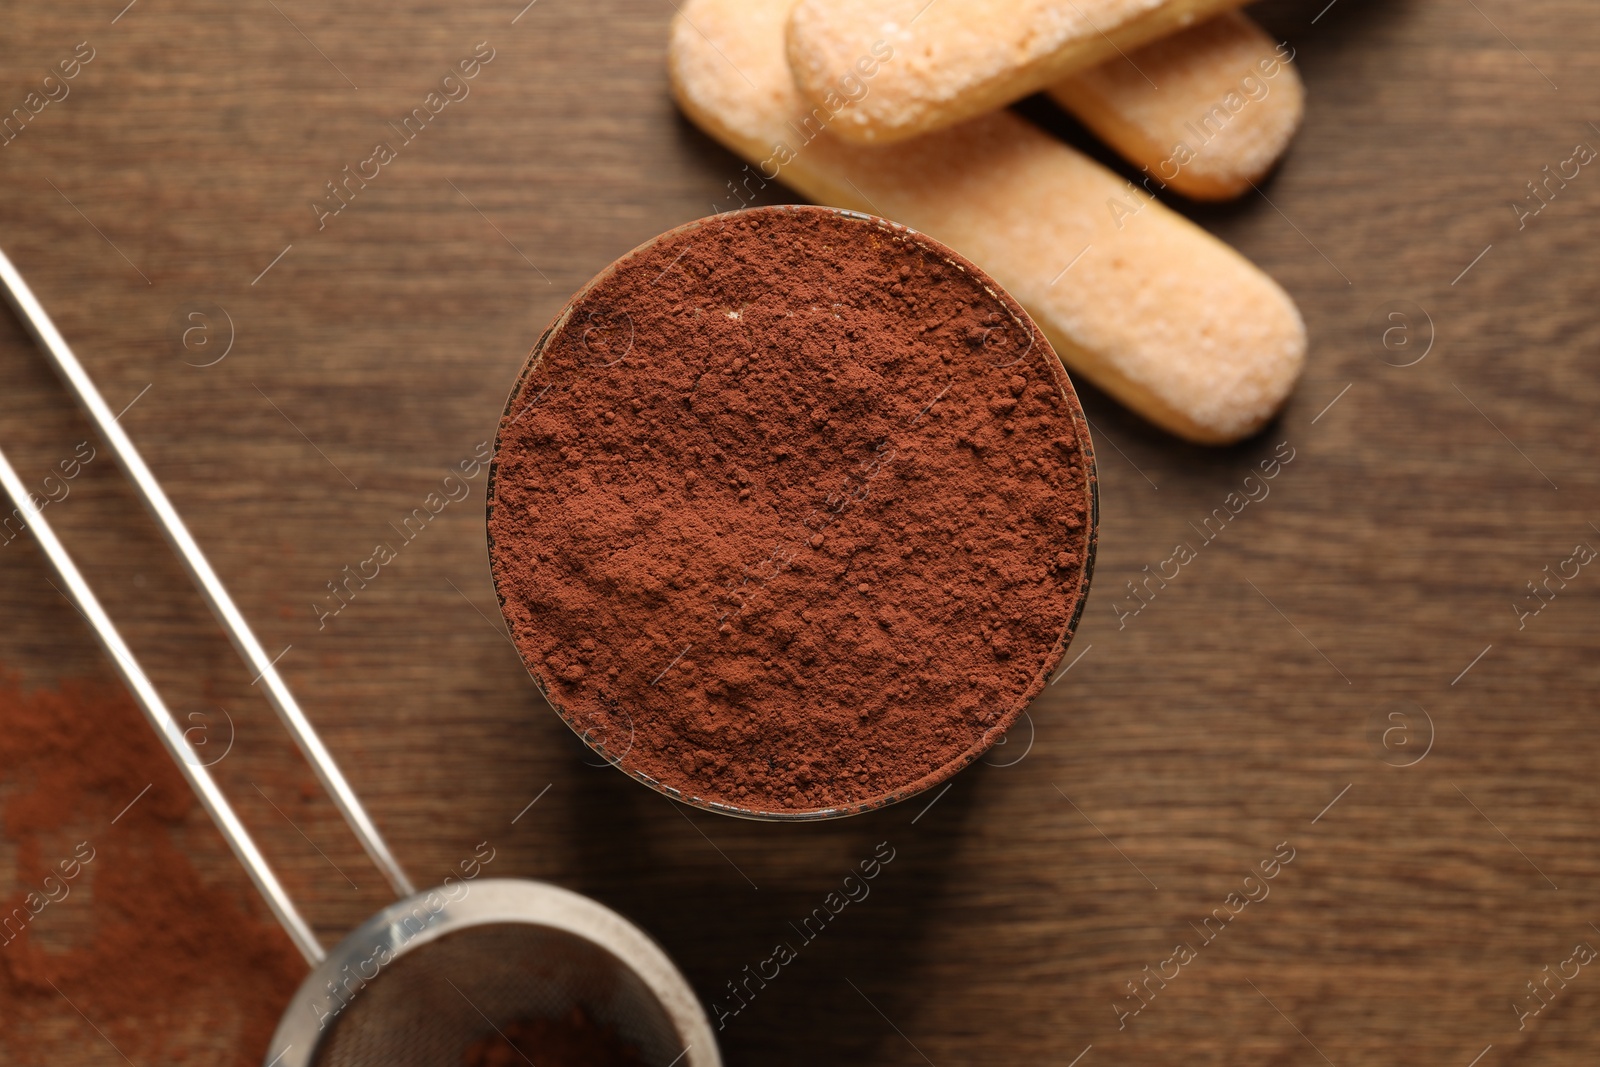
[[311, 922, 689, 1067]]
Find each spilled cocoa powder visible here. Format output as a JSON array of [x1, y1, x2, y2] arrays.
[[0, 669, 303, 1065], [487, 206, 1095, 815]]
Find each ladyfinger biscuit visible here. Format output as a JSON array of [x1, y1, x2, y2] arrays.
[[1050, 11, 1304, 201], [786, 0, 1251, 145], [669, 0, 1305, 445]]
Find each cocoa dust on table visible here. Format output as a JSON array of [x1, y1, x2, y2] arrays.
[[488, 206, 1095, 814], [0, 670, 303, 1065]]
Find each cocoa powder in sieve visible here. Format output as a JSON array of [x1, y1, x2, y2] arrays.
[[487, 206, 1094, 814], [462, 1007, 644, 1066]]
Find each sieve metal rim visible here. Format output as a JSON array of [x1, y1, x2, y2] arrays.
[[265, 877, 721, 1067]]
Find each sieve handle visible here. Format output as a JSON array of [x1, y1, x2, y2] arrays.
[[0, 246, 414, 901], [0, 439, 325, 964]]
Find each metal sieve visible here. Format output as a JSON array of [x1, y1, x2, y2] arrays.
[[0, 247, 720, 1067]]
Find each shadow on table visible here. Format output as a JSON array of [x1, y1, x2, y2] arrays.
[[557, 727, 993, 1066]]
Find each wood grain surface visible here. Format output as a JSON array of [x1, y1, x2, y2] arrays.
[[2, 0, 1598, 1063]]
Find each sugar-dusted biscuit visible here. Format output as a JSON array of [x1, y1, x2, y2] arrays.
[[669, 0, 1305, 444], [1051, 11, 1304, 200], [786, 0, 1250, 144]]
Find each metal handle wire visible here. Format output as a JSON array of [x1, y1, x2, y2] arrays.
[[0, 245, 413, 901], [0, 440, 325, 963]]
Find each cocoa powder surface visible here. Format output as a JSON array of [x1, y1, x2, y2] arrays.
[[488, 206, 1094, 814]]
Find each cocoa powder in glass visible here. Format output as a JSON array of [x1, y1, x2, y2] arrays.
[[487, 206, 1094, 815]]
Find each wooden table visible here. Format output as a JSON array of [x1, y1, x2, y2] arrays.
[[2, 0, 1597, 1063]]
